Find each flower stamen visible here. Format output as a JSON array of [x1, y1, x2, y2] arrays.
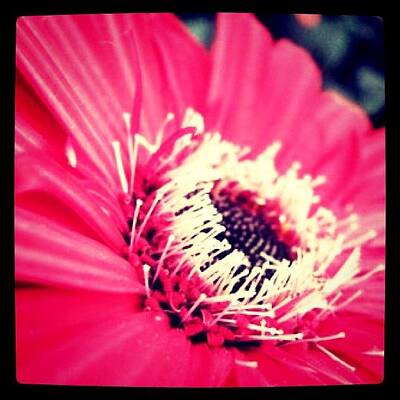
[[316, 344, 356, 372], [181, 293, 207, 323], [134, 190, 163, 247], [235, 359, 258, 368], [112, 140, 128, 194], [129, 198, 143, 253], [65, 139, 77, 168], [152, 234, 175, 284], [143, 264, 151, 298]]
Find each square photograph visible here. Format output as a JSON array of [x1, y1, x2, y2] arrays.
[[14, 12, 385, 387]]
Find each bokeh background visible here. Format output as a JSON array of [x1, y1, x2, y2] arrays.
[[177, 13, 385, 129]]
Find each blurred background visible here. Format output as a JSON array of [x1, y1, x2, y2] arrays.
[[177, 13, 385, 129]]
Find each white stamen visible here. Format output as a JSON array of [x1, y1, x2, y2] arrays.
[[311, 175, 326, 187], [156, 112, 175, 146], [129, 198, 143, 253], [344, 229, 377, 249], [221, 309, 275, 318], [316, 344, 356, 372], [127, 133, 137, 193], [235, 360, 258, 369], [334, 289, 363, 311], [239, 332, 304, 341], [316, 291, 343, 319], [203, 290, 256, 304], [208, 303, 233, 327], [278, 292, 328, 323], [295, 332, 346, 343], [135, 191, 162, 246], [260, 319, 267, 336], [329, 291, 343, 306], [111, 140, 128, 194], [170, 252, 190, 277], [363, 349, 384, 357], [143, 264, 151, 298], [65, 141, 77, 168], [122, 112, 131, 133], [100, 206, 110, 216], [348, 264, 385, 286], [134, 133, 161, 155], [246, 322, 283, 336], [323, 247, 361, 296], [181, 293, 207, 323], [181, 107, 205, 133], [152, 234, 175, 284]]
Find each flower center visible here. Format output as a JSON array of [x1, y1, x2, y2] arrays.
[[111, 110, 381, 352], [210, 180, 295, 266]]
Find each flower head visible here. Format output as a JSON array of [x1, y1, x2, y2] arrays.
[[15, 12, 385, 386]]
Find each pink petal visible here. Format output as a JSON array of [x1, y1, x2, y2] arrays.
[[15, 208, 143, 293], [16, 288, 142, 368], [235, 346, 328, 386], [15, 73, 66, 158], [285, 343, 365, 385], [185, 344, 234, 387], [231, 358, 269, 386], [130, 14, 210, 139], [361, 245, 385, 269], [343, 269, 385, 319], [207, 13, 322, 155], [337, 127, 385, 213], [279, 91, 371, 203], [15, 152, 127, 252], [316, 312, 384, 382], [17, 289, 191, 386], [16, 14, 137, 189], [272, 342, 364, 384], [207, 14, 374, 207], [228, 349, 270, 386], [16, 75, 128, 233]]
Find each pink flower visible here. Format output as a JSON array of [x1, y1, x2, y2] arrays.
[[15, 13, 385, 386]]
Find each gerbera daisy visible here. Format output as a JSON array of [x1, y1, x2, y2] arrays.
[[15, 12, 385, 386]]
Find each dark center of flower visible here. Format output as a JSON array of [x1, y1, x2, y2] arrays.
[[128, 178, 300, 348], [200, 181, 296, 295], [210, 181, 294, 264]]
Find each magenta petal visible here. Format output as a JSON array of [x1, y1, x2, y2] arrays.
[[16, 288, 141, 369], [130, 14, 209, 139], [119, 313, 192, 387], [15, 74, 67, 158], [15, 152, 126, 252], [306, 92, 371, 202], [15, 208, 143, 293], [208, 13, 321, 154], [278, 343, 363, 384], [230, 349, 269, 386], [15, 77, 127, 232], [184, 344, 234, 387], [16, 15, 137, 188], [338, 128, 385, 212], [238, 346, 328, 386], [315, 312, 384, 382], [17, 291, 191, 386], [343, 268, 385, 318], [275, 91, 371, 205]]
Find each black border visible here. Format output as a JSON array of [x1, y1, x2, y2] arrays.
[[2, 1, 397, 399]]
